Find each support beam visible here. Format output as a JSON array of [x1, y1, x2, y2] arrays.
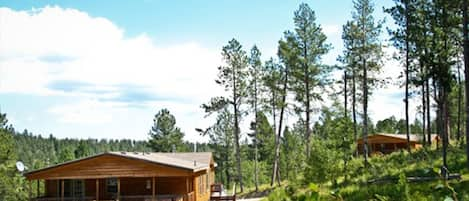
[[117, 178, 120, 201], [186, 177, 189, 201], [96, 179, 99, 201], [61, 180, 64, 201], [152, 177, 156, 201], [186, 177, 189, 193], [192, 176, 196, 201]]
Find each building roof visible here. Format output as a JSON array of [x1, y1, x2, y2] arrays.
[[357, 133, 439, 143], [25, 151, 214, 177], [108, 151, 213, 171]]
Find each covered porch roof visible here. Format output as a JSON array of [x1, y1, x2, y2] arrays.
[[25, 152, 214, 180]]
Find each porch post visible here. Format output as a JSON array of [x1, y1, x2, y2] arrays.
[[192, 176, 196, 201], [152, 177, 156, 201], [117, 178, 120, 201], [61, 180, 64, 201], [186, 177, 189, 201], [96, 179, 99, 201]]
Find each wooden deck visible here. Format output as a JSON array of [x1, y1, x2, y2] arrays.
[[209, 184, 235, 201]]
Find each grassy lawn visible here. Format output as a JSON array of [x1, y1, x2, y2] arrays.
[[262, 146, 469, 201]]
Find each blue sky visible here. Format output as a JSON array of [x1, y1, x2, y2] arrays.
[[0, 0, 408, 142]]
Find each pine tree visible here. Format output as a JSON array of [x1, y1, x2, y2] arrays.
[[208, 39, 248, 192], [386, 0, 418, 152], [288, 3, 331, 159], [148, 108, 185, 152], [262, 58, 283, 186], [0, 113, 27, 201], [351, 0, 384, 166], [247, 45, 262, 191], [463, 0, 469, 169]]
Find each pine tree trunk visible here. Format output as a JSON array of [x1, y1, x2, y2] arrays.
[[405, 1, 411, 153], [352, 69, 358, 155], [270, 90, 278, 186], [225, 146, 230, 189], [362, 9, 369, 167], [442, 87, 449, 172], [234, 103, 243, 192], [254, 86, 259, 192], [272, 64, 288, 187], [463, 0, 469, 169], [457, 64, 462, 145], [427, 78, 432, 145], [305, 56, 312, 159], [421, 60, 426, 146], [343, 70, 349, 183], [434, 80, 440, 150], [363, 55, 369, 167], [232, 67, 243, 192]]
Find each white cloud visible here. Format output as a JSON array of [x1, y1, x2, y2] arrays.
[[0, 5, 424, 141], [0, 6, 223, 141], [48, 99, 118, 124]]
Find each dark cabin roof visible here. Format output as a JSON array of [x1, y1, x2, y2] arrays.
[[25, 152, 214, 176], [357, 133, 439, 143]]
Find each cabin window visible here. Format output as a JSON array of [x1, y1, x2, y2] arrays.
[[73, 180, 84, 197], [58, 179, 84, 198], [106, 178, 118, 194], [146, 179, 151, 189]]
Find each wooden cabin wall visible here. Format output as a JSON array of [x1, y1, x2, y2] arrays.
[[194, 168, 216, 201]]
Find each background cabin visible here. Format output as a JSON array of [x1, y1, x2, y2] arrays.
[[24, 152, 216, 201], [357, 133, 439, 155]]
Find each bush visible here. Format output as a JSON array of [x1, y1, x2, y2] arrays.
[[304, 140, 342, 184]]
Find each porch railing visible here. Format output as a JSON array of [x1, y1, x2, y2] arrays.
[[32, 197, 94, 201], [184, 192, 194, 201], [32, 194, 188, 201]]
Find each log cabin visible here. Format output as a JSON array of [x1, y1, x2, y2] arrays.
[[24, 152, 216, 201], [357, 133, 439, 155]]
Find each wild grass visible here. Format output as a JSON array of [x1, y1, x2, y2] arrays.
[[262, 146, 469, 201]]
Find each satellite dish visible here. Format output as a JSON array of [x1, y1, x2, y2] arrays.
[[16, 161, 25, 172]]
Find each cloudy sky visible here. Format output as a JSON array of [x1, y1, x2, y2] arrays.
[[0, 0, 414, 142]]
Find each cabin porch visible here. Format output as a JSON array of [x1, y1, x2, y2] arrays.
[[29, 177, 195, 201], [357, 142, 419, 155]]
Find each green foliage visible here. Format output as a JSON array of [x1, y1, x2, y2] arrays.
[[253, 112, 275, 163], [205, 109, 236, 187], [0, 114, 27, 201], [264, 183, 322, 201], [58, 146, 75, 163], [304, 139, 342, 184], [148, 108, 185, 152], [281, 126, 305, 181], [397, 173, 410, 201]]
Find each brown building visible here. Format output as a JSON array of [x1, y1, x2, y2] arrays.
[[357, 133, 439, 155], [25, 152, 216, 201]]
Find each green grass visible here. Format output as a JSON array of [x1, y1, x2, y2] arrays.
[[263, 146, 469, 201]]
